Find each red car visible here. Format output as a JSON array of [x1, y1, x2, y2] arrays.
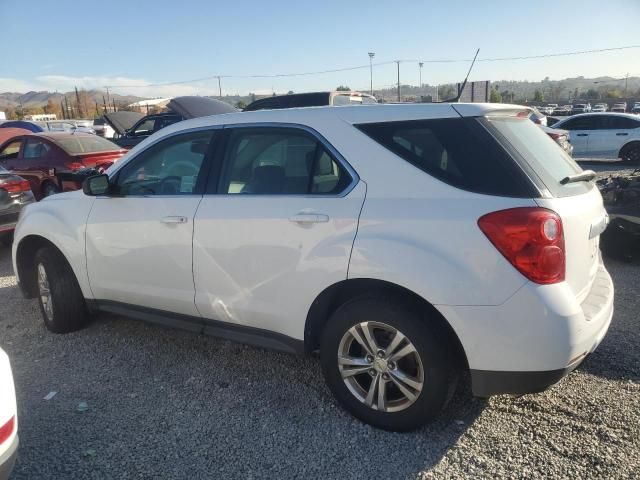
[[0, 132, 126, 199]]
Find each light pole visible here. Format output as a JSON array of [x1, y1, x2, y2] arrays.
[[368, 52, 375, 96], [395, 60, 401, 102], [418, 62, 423, 92]]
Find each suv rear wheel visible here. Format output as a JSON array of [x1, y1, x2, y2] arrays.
[[320, 297, 456, 431], [34, 246, 88, 333]]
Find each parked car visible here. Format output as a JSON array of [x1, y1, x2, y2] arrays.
[[105, 96, 237, 149], [0, 132, 127, 199], [536, 106, 553, 115], [0, 166, 35, 246], [243, 91, 377, 111], [92, 117, 116, 138], [612, 102, 627, 113], [631, 104, 640, 114], [540, 125, 573, 156], [0, 348, 18, 480], [592, 104, 608, 113], [13, 103, 613, 431], [46, 120, 96, 135], [552, 113, 640, 161], [571, 104, 589, 114], [0, 120, 44, 133], [552, 105, 572, 116]]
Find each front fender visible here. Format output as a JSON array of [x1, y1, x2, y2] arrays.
[[12, 193, 95, 299]]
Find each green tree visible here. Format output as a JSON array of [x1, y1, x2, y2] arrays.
[[336, 85, 351, 91], [533, 89, 544, 102], [235, 100, 247, 109], [489, 87, 502, 103]]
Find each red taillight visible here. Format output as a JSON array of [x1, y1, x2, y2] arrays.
[[478, 207, 565, 285], [0, 416, 15, 445], [64, 161, 84, 170], [2, 179, 31, 194]]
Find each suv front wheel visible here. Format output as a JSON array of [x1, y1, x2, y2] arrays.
[[34, 246, 88, 333], [320, 296, 456, 431]]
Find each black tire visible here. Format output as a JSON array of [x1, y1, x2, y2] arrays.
[[320, 296, 457, 431], [620, 143, 640, 164], [34, 246, 88, 333], [41, 182, 60, 197], [0, 232, 13, 247]]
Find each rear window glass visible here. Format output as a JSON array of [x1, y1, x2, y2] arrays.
[[482, 116, 588, 197], [356, 118, 535, 197], [56, 136, 120, 154]]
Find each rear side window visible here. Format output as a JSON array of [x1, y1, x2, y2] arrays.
[[356, 118, 535, 197], [483, 116, 588, 197]]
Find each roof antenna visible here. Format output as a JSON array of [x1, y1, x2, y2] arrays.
[[441, 48, 480, 103]]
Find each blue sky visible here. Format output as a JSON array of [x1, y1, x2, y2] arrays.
[[1, 0, 639, 97]]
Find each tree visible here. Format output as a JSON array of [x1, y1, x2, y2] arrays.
[[489, 87, 502, 103], [533, 89, 544, 102], [336, 85, 350, 91], [235, 100, 247, 109], [45, 99, 62, 119]]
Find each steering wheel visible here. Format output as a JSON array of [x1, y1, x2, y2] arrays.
[[158, 176, 182, 195]]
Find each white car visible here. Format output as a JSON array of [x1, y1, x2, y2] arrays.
[[552, 113, 640, 161], [12, 103, 613, 431], [0, 348, 17, 480]]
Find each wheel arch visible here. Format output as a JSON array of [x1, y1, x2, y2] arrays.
[[304, 278, 469, 370], [16, 235, 68, 298], [619, 140, 640, 159]]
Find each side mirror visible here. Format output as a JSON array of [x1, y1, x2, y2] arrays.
[[83, 174, 111, 196]]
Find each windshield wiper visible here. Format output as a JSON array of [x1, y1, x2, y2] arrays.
[[560, 170, 596, 185]]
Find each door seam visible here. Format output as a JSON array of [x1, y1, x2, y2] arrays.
[[346, 180, 367, 280]]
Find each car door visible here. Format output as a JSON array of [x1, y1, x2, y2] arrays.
[[589, 115, 640, 159], [86, 128, 217, 316], [20, 137, 54, 194], [192, 125, 365, 340], [558, 116, 599, 157]]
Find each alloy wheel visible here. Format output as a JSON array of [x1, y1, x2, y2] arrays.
[[337, 321, 424, 413], [37, 263, 54, 321]]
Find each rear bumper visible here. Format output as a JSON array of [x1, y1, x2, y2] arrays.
[[0, 435, 18, 480], [437, 259, 614, 396]]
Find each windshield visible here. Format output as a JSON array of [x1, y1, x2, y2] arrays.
[[56, 136, 120, 154], [482, 116, 589, 197]]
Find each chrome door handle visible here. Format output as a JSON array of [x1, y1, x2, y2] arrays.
[[616, 132, 628, 136], [161, 216, 188, 224], [576, 133, 588, 137], [289, 213, 330, 224]]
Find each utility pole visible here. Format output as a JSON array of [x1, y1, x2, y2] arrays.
[[418, 62, 423, 91], [395, 60, 401, 102], [75, 86, 82, 118], [368, 52, 375, 96], [105, 86, 111, 112], [624, 72, 629, 99], [217, 76, 222, 98]]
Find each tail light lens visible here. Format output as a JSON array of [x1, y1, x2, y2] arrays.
[[478, 207, 565, 284], [0, 415, 15, 445], [1, 179, 31, 194]]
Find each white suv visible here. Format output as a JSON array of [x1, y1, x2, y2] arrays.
[[0, 348, 18, 480], [12, 103, 613, 431]]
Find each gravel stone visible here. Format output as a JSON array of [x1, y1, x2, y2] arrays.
[[0, 223, 638, 478]]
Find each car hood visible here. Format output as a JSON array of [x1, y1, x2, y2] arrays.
[[166, 96, 237, 119], [103, 111, 145, 135]]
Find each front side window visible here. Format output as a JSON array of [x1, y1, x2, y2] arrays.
[[0, 140, 22, 160], [23, 139, 51, 159], [131, 119, 155, 137], [559, 116, 601, 130], [115, 130, 214, 196], [221, 128, 351, 195]]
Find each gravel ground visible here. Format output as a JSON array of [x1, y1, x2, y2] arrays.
[[0, 234, 639, 478]]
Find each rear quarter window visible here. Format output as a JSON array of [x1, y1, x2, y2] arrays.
[[356, 118, 537, 197]]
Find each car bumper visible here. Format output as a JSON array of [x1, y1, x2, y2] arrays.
[[0, 212, 19, 234], [0, 435, 18, 480], [437, 258, 614, 396]]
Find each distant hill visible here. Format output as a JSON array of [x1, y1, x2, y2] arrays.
[[0, 90, 147, 110]]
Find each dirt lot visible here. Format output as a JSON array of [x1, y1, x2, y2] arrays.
[[0, 245, 638, 479]]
